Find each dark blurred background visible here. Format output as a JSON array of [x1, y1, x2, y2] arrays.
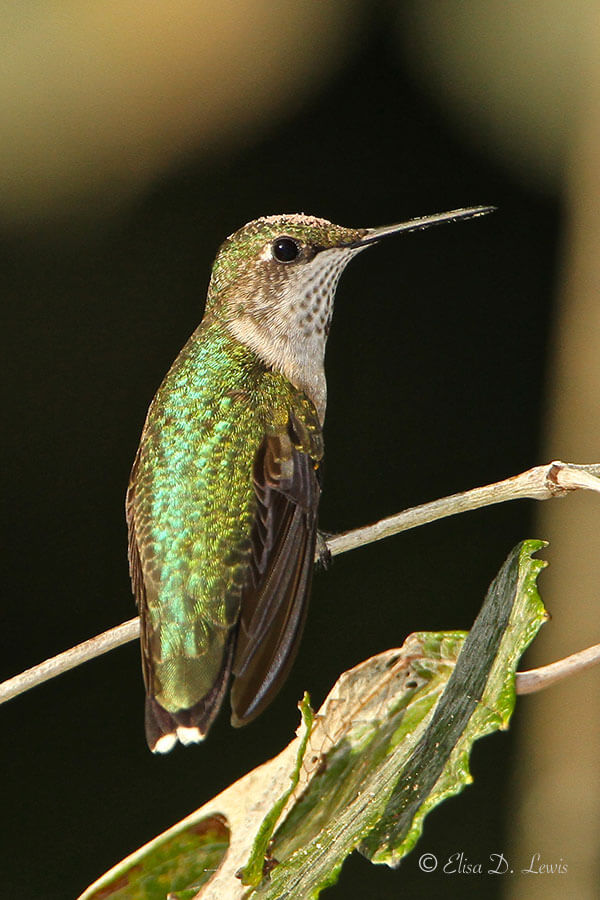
[[2, 3, 599, 898]]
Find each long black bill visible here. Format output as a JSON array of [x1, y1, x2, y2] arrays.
[[347, 205, 495, 249]]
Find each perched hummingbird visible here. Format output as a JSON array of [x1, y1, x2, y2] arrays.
[[127, 206, 491, 753]]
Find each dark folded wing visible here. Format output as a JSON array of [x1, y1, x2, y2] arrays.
[[230, 416, 321, 726]]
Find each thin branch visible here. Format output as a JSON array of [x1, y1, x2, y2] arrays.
[[1, 459, 599, 708], [516, 643, 600, 694], [0, 619, 140, 706], [327, 460, 600, 557]]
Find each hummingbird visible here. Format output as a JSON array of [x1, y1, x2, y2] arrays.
[[127, 206, 492, 753]]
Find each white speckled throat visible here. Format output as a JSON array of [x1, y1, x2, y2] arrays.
[[228, 245, 364, 423]]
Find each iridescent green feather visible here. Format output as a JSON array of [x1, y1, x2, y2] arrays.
[[129, 318, 321, 715]]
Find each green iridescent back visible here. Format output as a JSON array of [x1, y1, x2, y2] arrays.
[[128, 317, 320, 715]]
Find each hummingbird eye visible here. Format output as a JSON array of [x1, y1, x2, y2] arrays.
[[272, 237, 300, 263]]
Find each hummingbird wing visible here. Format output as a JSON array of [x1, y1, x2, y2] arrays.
[[230, 407, 322, 726]]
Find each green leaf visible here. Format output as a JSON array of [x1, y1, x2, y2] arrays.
[[252, 539, 547, 897], [78, 814, 229, 900], [239, 693, 314, 887], [361, 538, 547, 865]]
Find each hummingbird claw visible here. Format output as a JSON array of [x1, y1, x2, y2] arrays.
[[315, 530, 333, 569]]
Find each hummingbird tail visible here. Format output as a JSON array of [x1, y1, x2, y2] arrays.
[[145, 636, 235, 753], [145, 698, 204, 753]]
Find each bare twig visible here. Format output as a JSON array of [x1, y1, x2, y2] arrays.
[[516, 643, 600, 694], [1, 459, 599, 707], [327, 460, 600, 556], [0, 619, 140, 705]]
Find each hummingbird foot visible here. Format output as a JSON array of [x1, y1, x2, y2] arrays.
[[315, 530, 332, 569]]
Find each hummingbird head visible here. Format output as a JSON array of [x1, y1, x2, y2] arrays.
[[205, 207, 492, 420]]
